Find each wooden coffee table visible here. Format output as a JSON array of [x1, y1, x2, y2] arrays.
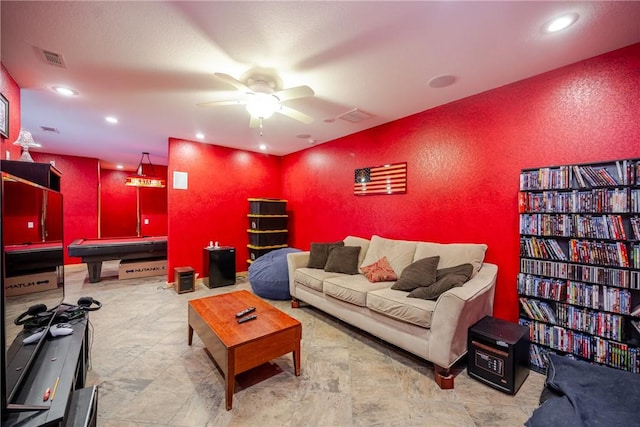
[[188, 290, 301, 410]]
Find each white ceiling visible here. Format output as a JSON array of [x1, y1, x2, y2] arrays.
[[2, 1, 639, 170]]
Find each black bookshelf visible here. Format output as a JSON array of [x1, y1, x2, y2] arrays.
[[518, 158, 640, 373]]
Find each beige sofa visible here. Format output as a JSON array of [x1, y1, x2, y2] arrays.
[[287, 235, 498, 388]]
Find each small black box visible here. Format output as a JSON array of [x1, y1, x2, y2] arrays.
[[247, 244, 288, 261], [248, 198, 287, 215], [467, 316, 529, 395], [174, 266, 195, 294]]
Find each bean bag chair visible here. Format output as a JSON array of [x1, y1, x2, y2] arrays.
[[248, 247, 301, 300]]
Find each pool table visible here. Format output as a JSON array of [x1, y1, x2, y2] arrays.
[[4, 242, 64, 277], [68, 236, 167, 283]]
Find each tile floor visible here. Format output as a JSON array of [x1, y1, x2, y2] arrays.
[[61, 262, 546, 426]]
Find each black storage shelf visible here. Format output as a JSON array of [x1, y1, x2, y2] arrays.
[[246, 199, 289, 263], [518, 158, 640, 374]]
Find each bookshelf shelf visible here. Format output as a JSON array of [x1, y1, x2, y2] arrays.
[[518, 158, 640, 374]]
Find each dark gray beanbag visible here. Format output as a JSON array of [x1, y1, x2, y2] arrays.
[[249, 247, 301, 300]]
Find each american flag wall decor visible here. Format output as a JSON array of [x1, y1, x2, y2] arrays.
[[354, 162, 407, 195]]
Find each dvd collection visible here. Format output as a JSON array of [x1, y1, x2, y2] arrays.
[[519, 158, 640, 374]]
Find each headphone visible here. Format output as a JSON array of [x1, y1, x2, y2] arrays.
[[77, 296, 102, 311], [14, 304, 49, 325]]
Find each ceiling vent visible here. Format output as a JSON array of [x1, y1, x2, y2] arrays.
[[37, 47, 66, 68], [40, 126, 60, 133], [336, 108, 373, 123]]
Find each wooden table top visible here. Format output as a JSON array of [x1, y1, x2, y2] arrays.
[[188, 290, 301, 348]]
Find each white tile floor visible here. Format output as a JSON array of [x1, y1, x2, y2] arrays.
[[61, 262, 545, 426]]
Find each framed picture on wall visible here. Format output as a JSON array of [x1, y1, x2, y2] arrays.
[[0, 93, 8, 139]]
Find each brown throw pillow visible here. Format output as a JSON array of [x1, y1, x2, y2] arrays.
[[361, 256, 398, 283], [391, 256, 440, 291], [307, 241, 345, 269], [324, 246, 361, 275], [407, 263, 473, 300]]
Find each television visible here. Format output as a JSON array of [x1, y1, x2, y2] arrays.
[[1, 171, 65, 415]]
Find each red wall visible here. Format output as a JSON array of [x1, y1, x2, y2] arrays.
[[1, 63, 21, 160], [167, 139, 281, 279], [281, 43, 640, 322], [139, 164, 168, 237], [31, 152, 99, 264]]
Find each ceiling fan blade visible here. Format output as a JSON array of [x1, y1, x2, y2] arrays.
[[273, 85, 314, 102], [197, 99, 246, 108], [214, 73, 251, 92], [278, 105, 314, 124], [249, 116, 262, 128]]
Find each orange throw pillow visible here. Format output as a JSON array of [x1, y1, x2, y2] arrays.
[[361, 256, 398, 283]]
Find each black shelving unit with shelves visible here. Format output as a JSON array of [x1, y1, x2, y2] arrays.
[[246, 198, 289, 264], [518, 158, 640, 374]]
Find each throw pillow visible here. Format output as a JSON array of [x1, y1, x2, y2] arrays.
[[307, 241, 345, 269], [360, 256, 398, 283], [407, 263, 474, 300], [324, 246, 361, 275], [391, 256, 440, 291]]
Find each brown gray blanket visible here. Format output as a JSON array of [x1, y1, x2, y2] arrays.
[[526, 353, 640, 427]]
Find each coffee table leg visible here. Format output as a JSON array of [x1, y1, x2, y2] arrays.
[[226, 349, 235, 410], [294, 340, 301, 376], [188, 324, 193, 345]]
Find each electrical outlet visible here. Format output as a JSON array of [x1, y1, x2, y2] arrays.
[[27, 222, 34, 229], [144, 219, 149, 224]]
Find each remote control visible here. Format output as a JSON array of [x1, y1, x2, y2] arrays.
[[235, 307, 256, 318], [237, 314, 257, 324]]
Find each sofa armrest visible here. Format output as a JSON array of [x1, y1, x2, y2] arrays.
[[287, 251, 310, 298], [427, 263, 498, 369]]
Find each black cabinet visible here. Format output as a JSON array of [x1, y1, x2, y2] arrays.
[[1, 160, 61, 191], [203, 246, 236, 288], [3, 316, 96, 426], [467, 316, 530, 395]]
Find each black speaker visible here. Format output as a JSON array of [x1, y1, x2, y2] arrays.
[[174, 266, 195, 294]]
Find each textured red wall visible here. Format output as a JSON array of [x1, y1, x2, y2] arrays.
[[167, 139, 281, 280], [100, 168, 137, 237], [282, 43, 640, 322], [2, 183, 42, 244], [0, 63, 21, 160], [32, 152, 99, 264], [139, 164, 168, 237]]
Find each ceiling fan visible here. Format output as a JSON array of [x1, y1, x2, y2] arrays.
[[198, 72, 315, 128]]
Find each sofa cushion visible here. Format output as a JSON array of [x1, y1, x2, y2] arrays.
[[307, 241, 345, 269], [360, 235, 417, 277], [324, 246, 361, 275], [361, 256, 398, 283], [294, 267, 343, 292], [367, 287, 436, 328], [408, 263, 474, 300], [343, 235, 370, 267], [391, 256, 439, 291], [414, 242, 487, 275], [323, 274, 390, 306]]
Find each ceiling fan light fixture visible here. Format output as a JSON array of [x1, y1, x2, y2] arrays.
[[246, 93, 280, 119]]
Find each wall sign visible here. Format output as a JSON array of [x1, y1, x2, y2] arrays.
[[354, 162, 407, 195]]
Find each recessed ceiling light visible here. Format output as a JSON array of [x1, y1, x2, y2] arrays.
[[196, 133, 204, 139], [52, 86, 77, 96], [116, 164, 123, 169], [296, 133, 312, 139], [545, 13, 579, 33], [258, 143, 267, 151], [105, 116, 118, 124], [428, 75, 457, 88]]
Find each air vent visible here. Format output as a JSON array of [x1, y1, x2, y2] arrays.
[[37, 47, 66, 68], [336, 108, 373, 123], [40, 126, 60, 133]]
